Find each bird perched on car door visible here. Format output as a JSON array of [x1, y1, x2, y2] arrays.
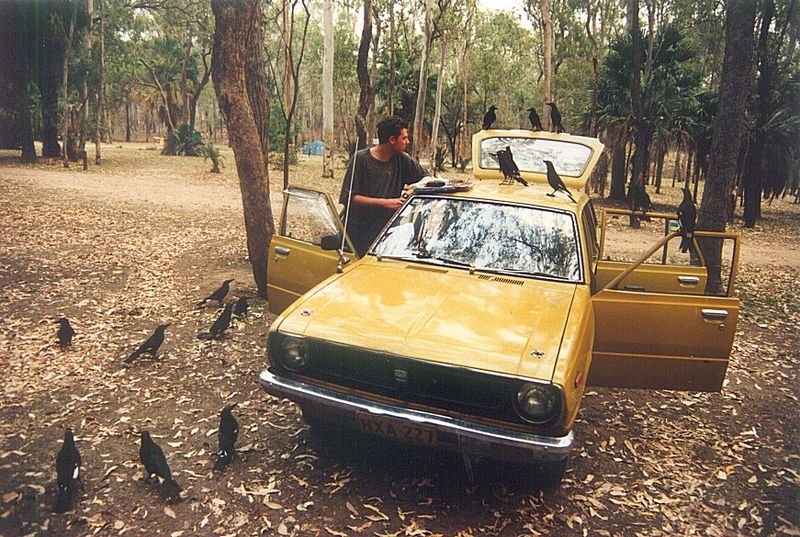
[[197, 279, 234, 307], [527, 107, 543, 131], [677, 187, 697, 253], [56, 318, 75, 350], [543, 160, 576, 202], [482, 106, 498, 130], [198, 302, 234, 340], [139, 430, 182, 503], [546, 102, 564, 133], [214, 403, 239, 472], [125, 324, 170, 363], [54, 429, 81, 513]]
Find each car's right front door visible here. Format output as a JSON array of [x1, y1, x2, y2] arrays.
[[267, 187, 356, 314]]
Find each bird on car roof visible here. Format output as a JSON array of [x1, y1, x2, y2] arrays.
[[546, 102, 564, 134], [527, 107, 543, 131], [125, 323, 170, 363], [543, 160, 576, 202], [199, 302, 234, 340], [677, 187, 697, 253], [482, 106, 498, 130], [139, 430, 182, 503], [54, 429, 81, 513], [214, 403, 239, 472], [56, 317, 75, 350], [197, 279, 234, 307], [497, 146, 529, 187]]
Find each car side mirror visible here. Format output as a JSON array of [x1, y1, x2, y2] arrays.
[[320, 232, 343, 251]]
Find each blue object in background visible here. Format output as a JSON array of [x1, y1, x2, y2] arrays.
[[303, 140, 324, 156]]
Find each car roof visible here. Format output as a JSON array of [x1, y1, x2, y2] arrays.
[[429, 180, 589, 214]]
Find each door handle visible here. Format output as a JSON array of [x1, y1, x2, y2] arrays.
[[701, 309, 728, 321], [678, 276, 700, 285], [623, 284, 645, 291], [275, 246, 291, 256]]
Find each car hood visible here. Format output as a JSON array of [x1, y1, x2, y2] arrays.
[[276, 260, 577, 381]]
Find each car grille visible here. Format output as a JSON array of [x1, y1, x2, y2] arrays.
[[301, 339, 526, 424]]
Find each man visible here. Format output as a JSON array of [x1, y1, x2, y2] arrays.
[[340, 116, 429, 257]]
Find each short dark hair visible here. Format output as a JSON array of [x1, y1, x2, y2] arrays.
[[376, 115, 408, 144]]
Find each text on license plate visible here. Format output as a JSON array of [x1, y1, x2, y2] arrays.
[[357, 413, 437, 446]]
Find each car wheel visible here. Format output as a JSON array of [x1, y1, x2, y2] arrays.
[[535, 456, 569, 488]]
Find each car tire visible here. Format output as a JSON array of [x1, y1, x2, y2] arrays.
[[535, 456, 569, 488]]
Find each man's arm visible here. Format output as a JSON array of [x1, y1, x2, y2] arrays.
[[351, 194, 404, 211]]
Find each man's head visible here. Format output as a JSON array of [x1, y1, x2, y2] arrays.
[[376, 115, 409, 154]]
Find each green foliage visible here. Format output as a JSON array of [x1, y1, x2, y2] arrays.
[[198, 142, 224, 172], [163, 124, 203, 156]]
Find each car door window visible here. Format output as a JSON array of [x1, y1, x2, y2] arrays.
[[283, 189, 341, 246]]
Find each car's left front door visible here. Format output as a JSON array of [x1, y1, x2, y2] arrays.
[[267, 187, 355, 314]]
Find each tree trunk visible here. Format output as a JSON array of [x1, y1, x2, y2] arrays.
[[412, 0, 433, 159], [211, 0, 276, 299], [355, 0, 374, 150], [541, 0, 553, 130], [654, 141, 665, 193], [282, 0, 312, 189], [430, 38, 446, 175], [387, 4, 396, 115], [12, 2, 35, 162], [697, 0, 756, 294], [95, 0, 105, 165], [627, 0, 647, 228], [322, 0, 334, 177], [458, 0, 474, 163], [244, 3, 271, 170], [609, 135, 627, 200], [181, 27, 192, 125], [62, 0, 78, 168], [125, 99, 131, 142], [743, 0, 774, 228]]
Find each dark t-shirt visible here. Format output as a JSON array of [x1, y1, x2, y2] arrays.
[[339, 149, 428, 256]]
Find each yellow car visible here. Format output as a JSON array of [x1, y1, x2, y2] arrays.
[[259, 130, 741, 484]]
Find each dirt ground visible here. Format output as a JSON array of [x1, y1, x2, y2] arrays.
[[0, 144, 798, 537]]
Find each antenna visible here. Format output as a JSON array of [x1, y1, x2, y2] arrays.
[[338, 148, 359, 273]]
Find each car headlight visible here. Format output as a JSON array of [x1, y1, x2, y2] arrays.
[[274, 333, 308, 372], [514, 382, 562, 424]]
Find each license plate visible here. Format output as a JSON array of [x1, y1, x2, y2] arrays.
[[356, 413, 437, 446]]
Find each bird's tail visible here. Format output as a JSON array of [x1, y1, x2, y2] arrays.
[[160, 478, 182, 503], [197, 332, 215, 340], [564, 189, 576, 203], [53, 488, 71, 513], [213, 450, 232, 472], [679, 233, 692, 253], [124, 350, 140, 364]]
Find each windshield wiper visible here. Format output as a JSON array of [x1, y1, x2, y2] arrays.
[[477, 267, 570, 280], [414, 252, 473, 268]]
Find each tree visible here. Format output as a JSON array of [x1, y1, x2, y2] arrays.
[[411, 0, 434, 159], [62, 0, 79, 168], [355, 0, 374, 149], [211, 0, 276, 298], [322, 0, 334, 177], [697, 0, 757, 294], [95, 0, 106, 165]]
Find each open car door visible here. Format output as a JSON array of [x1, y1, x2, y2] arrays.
[[267, 187, 356, 314], [589, 213, 741, 392]]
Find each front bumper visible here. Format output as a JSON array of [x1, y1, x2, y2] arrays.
[[259, 368, 573, 463]]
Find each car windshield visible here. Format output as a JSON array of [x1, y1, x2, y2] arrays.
[[371, 197, 582, 282]]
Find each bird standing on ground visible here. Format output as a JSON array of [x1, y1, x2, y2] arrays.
[[56, 318, 75, 350], [543, 160, 576, 202], [496, 146, 529, 186], [677, 187, 697, 253], [198, 302, 234, 340], [124, 324, 170, 363], [233, 297, 248, 319], [482, 106, 498, 130], [546, 102, 564, 133], [527, 107, 543, 131], [139, 430, 182, 503], [214, 403, 239, 472], [197, 279, 234, 307], [54, 429, 81, 513]]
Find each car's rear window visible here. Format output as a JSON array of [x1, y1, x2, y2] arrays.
[[372, 197, 582, 282], [479, 137, 593, 177]]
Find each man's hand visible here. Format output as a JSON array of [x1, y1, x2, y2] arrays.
[[382, 197, 405, 210]]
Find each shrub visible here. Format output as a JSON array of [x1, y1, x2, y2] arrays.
[[163, 124, 203, 156], [198, 143, 224, 173]]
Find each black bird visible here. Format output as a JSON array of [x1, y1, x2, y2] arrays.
[[496, 146, 529, 186], [677, 187, 697, 253], [198, 302, 234, 340], [482, 106, 498, 130], [527, 107, 543, 131], [630, 182, 653, 222], [543, 160, 576, 202], [233, 297, 249, 319], [139, 430, 182, 503], [197, 279, 234, 307], [125, 323, 170, 364], [56, 318, 75, 350], [213, 403, 239, 472], [546, 102, 564, 133], [54, 429, 81, 513]]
